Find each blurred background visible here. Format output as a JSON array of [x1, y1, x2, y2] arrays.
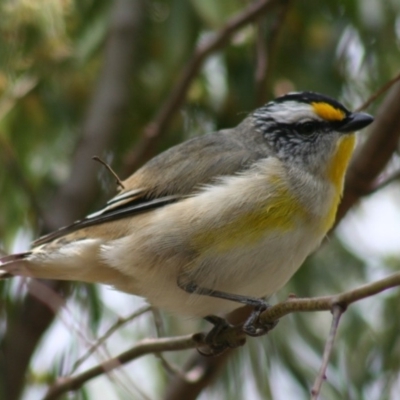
[[1, 0, 400, 399]]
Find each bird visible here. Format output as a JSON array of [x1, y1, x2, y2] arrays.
[[0, 91, 373, 350]]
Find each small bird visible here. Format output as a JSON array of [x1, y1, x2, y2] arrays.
[[0, 92, 373, 347]]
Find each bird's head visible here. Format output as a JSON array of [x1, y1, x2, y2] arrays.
[[252, 91, 374, 176]]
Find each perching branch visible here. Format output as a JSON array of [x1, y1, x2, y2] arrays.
[[44, 271, 400, 399], [257, 271, 400, 323], [44, 335, 196, 400]]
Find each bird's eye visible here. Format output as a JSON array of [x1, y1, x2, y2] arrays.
[[297, 121, 316, 136]]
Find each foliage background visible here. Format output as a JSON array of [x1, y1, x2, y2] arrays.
[[0, 0, 400, 399]]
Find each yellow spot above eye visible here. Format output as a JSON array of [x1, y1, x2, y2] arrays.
[[312, 102, 345, 121]]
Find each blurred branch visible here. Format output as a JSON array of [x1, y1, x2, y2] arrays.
[[356, 71, 400, 112], [255, 0, 292, 105], [255, 21, 268, 104], [163, 351, 230, 400], [336, 81, 400, 222], [258, 271, 400, 322], [44, 1, 144, 230], [123, 0, 282, 174], [367, 169, 400, 194], [44, 271, 400, 399], [0, 2, 145, 399]]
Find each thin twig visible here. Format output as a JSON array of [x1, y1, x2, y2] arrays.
[[155, 352, 198, 383], [43, 271, 400, 399], [356, 71, 400, 112], [92, 155, 125, 189], [72, 305, 152, 372], [259, 271, 400, 323], [123, 0, 282, 173], [151, 309, 195, 381], [310, 306, 343, 400], [26, 279, 118, 364], [27, 279, 140, 395]]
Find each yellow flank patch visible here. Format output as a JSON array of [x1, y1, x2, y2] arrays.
[[312, 102, 345, 121], [193, 186, 309, 252]]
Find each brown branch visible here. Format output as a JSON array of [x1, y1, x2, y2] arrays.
[[149, 309, 200, 382], [356, 71, 400, 112], [163, 306, 251, 400], [163, 351, 231, 400], [44, 271, 400, 399], [258, 271, 400, 323], [72, 305, 152, 373], [255, 20, 268, 104], [311, 306, 343, 400], [255, 0, 292, 105], [123, 0, 282, 174], [44, 1, 144, 231], [336, 81, 400, 223], [44, 335, 196, 400], [0, 2, 145, 400], [366, 169, 400, 194]]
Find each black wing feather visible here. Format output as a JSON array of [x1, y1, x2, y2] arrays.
[[33, 195, 180, 246]]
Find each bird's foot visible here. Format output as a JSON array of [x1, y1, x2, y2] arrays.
[[242, 302, 278, 337], [193, 315, 246, 356]]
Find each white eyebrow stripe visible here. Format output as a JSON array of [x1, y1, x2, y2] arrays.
[[255, 101, 325, 125]]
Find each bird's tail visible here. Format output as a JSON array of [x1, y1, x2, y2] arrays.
[[0, 252, 31, 279]]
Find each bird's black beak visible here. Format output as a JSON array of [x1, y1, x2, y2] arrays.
[[337, 112, 374, 133]]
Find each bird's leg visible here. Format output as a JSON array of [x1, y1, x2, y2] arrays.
[[178, 279, 278, 345]]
